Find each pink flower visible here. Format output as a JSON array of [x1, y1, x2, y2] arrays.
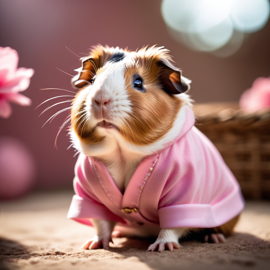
[[240, 77, 270, 112], [0, 47, 34, 118]]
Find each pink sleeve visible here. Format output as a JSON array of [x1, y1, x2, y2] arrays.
[[158, 187, 244, 228], [67, 156, 125, 226]]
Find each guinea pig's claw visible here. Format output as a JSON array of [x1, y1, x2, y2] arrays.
[[81, 239, 93, 250], [81, 236, 111, 250], [147, 241, 181, 252], [204, 233, 226, 243], [90, 239, 103, 250]]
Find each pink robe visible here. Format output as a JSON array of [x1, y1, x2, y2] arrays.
[[67, 107, 244, 228]]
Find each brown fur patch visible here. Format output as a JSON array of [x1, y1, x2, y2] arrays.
[[121, 47, 182, 145]]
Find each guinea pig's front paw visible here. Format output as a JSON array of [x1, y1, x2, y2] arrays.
[[204, 233, 226, 244], [81, 235, 112, 250], [147, 239, 181, 252], [147, 228, 185, 252]]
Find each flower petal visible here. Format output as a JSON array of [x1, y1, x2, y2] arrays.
[[14, 67, 35, 78], [6, 93, 32, 106], [0, 69, 9, 84], [0, 99, 12, 118], [0, 47, 18, 79], [0, 68, 34, 93]]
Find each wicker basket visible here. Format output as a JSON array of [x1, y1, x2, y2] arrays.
[[194, 103, 270, 199]]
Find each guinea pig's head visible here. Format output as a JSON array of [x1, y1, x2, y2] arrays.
[[70, 45, 192, 156]]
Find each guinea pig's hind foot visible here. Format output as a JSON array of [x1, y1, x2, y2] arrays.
[[204, 233, 226, 244], [81, 235, 113, 250]]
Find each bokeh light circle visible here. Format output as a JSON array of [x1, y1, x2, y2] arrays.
[[230, 0, 270, 33], [190, 17, 234, 51], [161, 0, 270, 55]]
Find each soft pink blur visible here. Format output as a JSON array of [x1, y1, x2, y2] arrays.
[[0, 47, 34, 118], [240, 77, 270, 111], [0, 137, 36, 200]]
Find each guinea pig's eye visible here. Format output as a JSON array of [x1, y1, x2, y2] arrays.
[[132, 75, 145, 92], [90, 75, 96, 84]]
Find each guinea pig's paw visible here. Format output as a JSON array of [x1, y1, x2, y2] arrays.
[[81, 235, 113, 250], [204, 233, 226, 244], [147, 239, 181, 252]]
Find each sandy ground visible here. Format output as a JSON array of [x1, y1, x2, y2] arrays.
[[0, 190, 270, 270]]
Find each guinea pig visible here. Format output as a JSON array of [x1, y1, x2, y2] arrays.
[[67, 45, 244, 252]]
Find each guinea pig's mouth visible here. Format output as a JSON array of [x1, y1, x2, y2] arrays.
[[96, 120, 119, 131]]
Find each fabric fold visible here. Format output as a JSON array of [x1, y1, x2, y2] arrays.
[[67, 195, 127, 226]]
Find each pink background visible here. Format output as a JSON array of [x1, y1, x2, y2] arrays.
[[0, 0, 270, 189]]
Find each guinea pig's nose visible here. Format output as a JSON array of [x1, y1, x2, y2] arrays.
[[94, 97, 111, 107]]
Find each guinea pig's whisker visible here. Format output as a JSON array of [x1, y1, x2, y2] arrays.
[[48, 107, 71, 124], [40, 88, 76, 94], [81, 115, 90, 136], [65, 46, 81, 58], [54, 116, 71, 148], [42, 106, 72, 128], [72, 109, 83, 118], [78, 52, 88, 56], [76, 115, 89, 135], [73, 114, 85, 125], [74, 110, 86, 118], [74, 112, 85, 121], [36, 95, 74, 110], [82, 69, 95, 77], [74, 111, 87, 126], [39, 100, 73, 116], [56, 67, 74, 77], [77, 114, 88, 135]]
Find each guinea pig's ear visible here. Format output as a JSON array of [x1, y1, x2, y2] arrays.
[[72, 57, 98, 88], [71, 45, 114, 88], [157, 59, 191, 95]]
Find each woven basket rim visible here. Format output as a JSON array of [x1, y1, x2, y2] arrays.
[[194, 103, 270, 127]]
